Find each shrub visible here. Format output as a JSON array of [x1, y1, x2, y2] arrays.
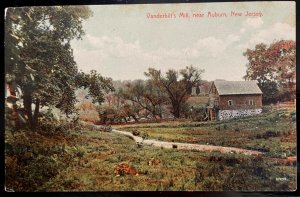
[[194, 162, 204, 185], [6, 154, 64, 191], [241, 156, 271, 180], [234, 127, 240, 132], [208, 154, 241, 166], [76, 150, 85, 158], [255, 130, 281, 139], [202, 177, 223, 191], [168, 178, 175, 188], [189, 106, 207, 121], [37, 111, 82, 134], [141, 132, 149, 139], [162, 178, 175, 190], [223, 168, 249, 190], [265, 130, 281, 137], [132, 129, 140, 136], [139, 168, 148, 175], [207, 163, 222, 176], [224, 156, 240, 166]]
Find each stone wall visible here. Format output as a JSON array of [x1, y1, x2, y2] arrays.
[[217, 108, 262, 120]]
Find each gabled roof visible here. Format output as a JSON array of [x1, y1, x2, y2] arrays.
[[212, 80, 263, 95]]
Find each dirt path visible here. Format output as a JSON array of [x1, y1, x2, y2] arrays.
[[80, 121, 262, 156], [111, 129, 262, 156]]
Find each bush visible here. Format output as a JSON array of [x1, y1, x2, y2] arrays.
[[208, 154, 241, 166], [202, 177, 223, 191], [141, 132, 149, 139], [207, 163, 222, 176], [234, 127, 240, 132], [189, 106, 207, 121], [241, 155, 271, 179], [5, 121, 80, 191], [223, 168, 249, 190], [132, 129, 140, 136], [38, 111, 81, 134], [6, 150, 66, 191], [255, 130, 281, 139], [194, 162, 204, 185]]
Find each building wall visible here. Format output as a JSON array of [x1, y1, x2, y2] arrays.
[[218, 109, 262, 120], [218, 94, 262, 110], [208, 83, 263, 120], [208, 84, 220, 107]]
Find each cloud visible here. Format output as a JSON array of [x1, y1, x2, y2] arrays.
[[73, 33, 247, 80], [194, 37, 227, 56], [234, 22, 296, 52], [257, 22, 295, 40], [249, 22, 295, 46], [227, 34, 241, 44], [243, 18, 264, 29], [77, 34, 242, 74], [85, 34, 142, 58], [73, 48, 107, 72], [74, 34, 163, 75], [182, 35, 240, 58], [153, 48, 181, 59], [84, 32, 244, 63], [239, 18, 263, 35], [155, 36, 228, 59]]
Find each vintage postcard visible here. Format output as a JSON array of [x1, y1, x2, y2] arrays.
[[5, 1, 296, 191]]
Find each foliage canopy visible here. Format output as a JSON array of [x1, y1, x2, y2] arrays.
[[243, 40, 295, 104], [5, 6, 113, 129]]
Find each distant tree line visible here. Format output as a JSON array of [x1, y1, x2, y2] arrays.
[[97, 66, 205, 123]]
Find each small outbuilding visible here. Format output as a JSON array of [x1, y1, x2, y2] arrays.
[[207, 80, 263, 120]]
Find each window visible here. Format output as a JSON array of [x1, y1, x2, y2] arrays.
[[249, 99, 254, 105], [228, 100, 233, 106]]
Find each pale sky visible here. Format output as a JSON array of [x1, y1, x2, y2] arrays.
[[71, 1, 295, 81]]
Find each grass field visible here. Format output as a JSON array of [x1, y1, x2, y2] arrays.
[[115, 108, 296, 157], [5, 108, 296, 191]]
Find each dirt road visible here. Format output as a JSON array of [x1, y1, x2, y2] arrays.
[[112, 129, 263, 156], [79, 121, 262, 156]]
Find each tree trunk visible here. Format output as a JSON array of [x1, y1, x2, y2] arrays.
[[23, 91, 34, 130], [171, 101, 181, 118], [152, 110, 158, 121], [131, 115, 139, 122], [158, 104, 163, 119], [173, 110, 180, 118], [6, 82, 20, 129], [32, 98, 40, 129]]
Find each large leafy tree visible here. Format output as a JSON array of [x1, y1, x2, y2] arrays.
[[5, 6, 113, 130], [243, 40, 295, 104], [145, 66, 204, 118], [117, 79, 167, 120], [76, 70, 114, 105]]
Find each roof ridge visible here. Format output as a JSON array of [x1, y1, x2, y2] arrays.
[[212, 80, 262, 95]]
